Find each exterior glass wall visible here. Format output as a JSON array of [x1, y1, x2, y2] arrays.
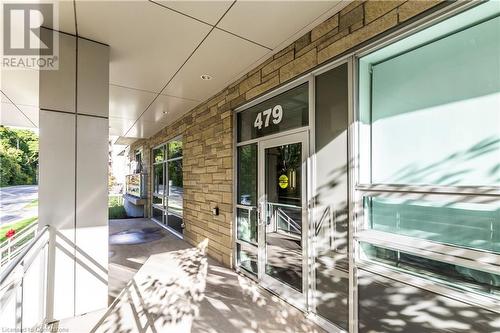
[[356, 2, 500, 330], [231, 2, 499, 332], [152, 138, 184, 235]]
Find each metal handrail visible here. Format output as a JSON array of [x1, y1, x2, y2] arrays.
[[0, 222, 39, 267], [276, 208, 301, 233], [0, 225, 49, 286]]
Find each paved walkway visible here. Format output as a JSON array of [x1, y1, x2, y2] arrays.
[[96, 218, 324, 333]]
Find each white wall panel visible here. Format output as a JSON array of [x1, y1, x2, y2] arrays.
[[77, 39, 109, 117], [39, 31, 76, 113], [38, 110, 76, 319], [75, 115, 109, 315]]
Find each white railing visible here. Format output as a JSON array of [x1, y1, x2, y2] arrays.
[[267, 202, 302, 234], [0, 226, 49, 331], [0, 222, 39, 268]]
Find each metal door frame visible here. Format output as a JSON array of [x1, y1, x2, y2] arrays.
[[257, 130, 309, 310]]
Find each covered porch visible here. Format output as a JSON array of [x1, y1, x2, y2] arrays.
[[56, 218, 324, 333]]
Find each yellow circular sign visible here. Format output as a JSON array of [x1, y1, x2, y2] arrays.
[[278, 174, 289, 189]]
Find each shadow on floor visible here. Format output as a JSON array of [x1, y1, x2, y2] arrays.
[[104, 218, 324, 333]]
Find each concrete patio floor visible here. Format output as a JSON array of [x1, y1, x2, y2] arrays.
[[100, 218, 325, 333]]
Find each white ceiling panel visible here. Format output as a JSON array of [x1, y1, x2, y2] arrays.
[[76, 1, 211, 93], [1, 69, 39, 107], [154, 0, 233, 25], [115, 136, 139, 146], [126, 118, 164, 138], [163, 28, 269, 101], [141, 94, 199, 124], [109, 116, 137, 137], [218, 1, 340, 49], [109, 85, 156, 120], [0, 102, 39, 128]]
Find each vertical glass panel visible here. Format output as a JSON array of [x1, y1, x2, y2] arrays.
[[237, 144, 257, 206], [167, 197, 183, 216], [237, 208, 258, 244], [167, 211, 183, 234], [153, 146, 165, 163], [167, 159, 183, 215], [237, 242, 258, 275], [364, 196, 500, 253], [237, 83, 309, 142], [153, 164, 164, 195], [152, 207, 163, 223], [313, 63, 349, 328], [167, 159, 183, 195], [360, 14, 500, 186], [168, 140, 183, 159], [265, 143, 303, 292]]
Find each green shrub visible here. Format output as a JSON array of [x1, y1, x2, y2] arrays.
[[108, 195, 128, 219]]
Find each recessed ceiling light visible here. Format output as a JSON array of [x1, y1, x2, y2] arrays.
[[200, 74, 212, 81]]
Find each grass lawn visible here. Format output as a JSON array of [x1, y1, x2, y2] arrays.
[[109, 195, 128, 219], [0, 217, 38, 243], [26, 199, 38, 208]]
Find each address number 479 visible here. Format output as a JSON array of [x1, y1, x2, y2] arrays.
[[254, 105, 283, 130]]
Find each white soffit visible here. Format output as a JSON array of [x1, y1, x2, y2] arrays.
[[0, 102, 39, 128], [218, 0, 342, 49], [0, 69, 39, 107], [153, 0, 234, 25], [109, 116, 137, 137], [163, 28, 269, 101], [115, 136, 139, 146], [75, 0, 211, 93], [127, 118, 165, 138], [109, 85, 157, 120], [141, 94, 199, 124]]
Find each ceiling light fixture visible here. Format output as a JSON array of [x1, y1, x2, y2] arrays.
[[200, 74, 212, 81]]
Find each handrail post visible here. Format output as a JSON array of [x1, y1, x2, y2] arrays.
[[44, 226, 55, 323], [7, 238, 12, 263]]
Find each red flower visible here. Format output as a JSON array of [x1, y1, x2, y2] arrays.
[[5, 229, 16, 239]]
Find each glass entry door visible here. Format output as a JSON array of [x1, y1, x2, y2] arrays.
[[258, 131, 308, 309]]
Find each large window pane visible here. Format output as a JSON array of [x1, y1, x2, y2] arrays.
[[167, 159, 183, 194], [236, 208, 257, 245], [167, 159, 183, 215], [237, 242, 258, 276], [358, 270, 499, 333], [361, 243, 500, 299], [237, 144, 257, 206], [364, 197, 500, 253], [153, 146, 165, 163], [167, 197, 182, 216], [167, 211, 183, 234], [152, 207, 163, 223], [359, 11, 500, 186], [153, 164, 164, 195], [168, 140, 183, 159]]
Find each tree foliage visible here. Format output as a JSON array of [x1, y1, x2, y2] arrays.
[[0, 126, 39, 187]]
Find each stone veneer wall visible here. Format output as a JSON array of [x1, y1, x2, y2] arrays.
[[129, 0, 447, 267]]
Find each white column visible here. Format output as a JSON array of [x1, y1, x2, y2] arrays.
[[39, 29, 109, 320]]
